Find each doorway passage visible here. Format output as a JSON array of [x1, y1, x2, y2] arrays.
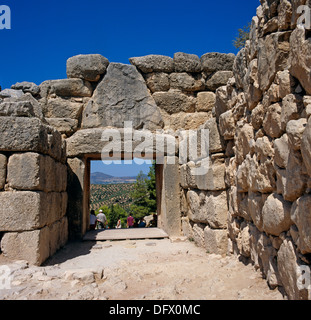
[[67, 154, 181, 240], [89, 159, 157, 228]]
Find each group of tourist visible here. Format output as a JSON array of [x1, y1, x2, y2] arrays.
[[89, 210, 157, 230]]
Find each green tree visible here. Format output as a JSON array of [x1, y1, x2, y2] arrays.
[[146, 162, 157, 214], [129, 163, 157, 220], [233, 23, 251, 50], [130, 171, 151, 219], [107, 204, 118, 229]]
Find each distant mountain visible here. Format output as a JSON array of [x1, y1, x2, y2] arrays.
[[90, 172, 147, 184]]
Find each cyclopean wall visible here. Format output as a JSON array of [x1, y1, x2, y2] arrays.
[[0, 50, 234, 265], [217, 0, 311, 300]]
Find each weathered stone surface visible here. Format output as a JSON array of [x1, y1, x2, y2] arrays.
[[195, 160, 226, 191], [236, 222, 251, 258], [181, 216, 194, 239], [0, 89, 24, 99], [0, 153, 7, 189], [291, 195, 311, 254], [283, 150, 306, 201], [248, 191, 268, 232], [161, 111, 210, 131], [204, 226, 228, 255], [263, 102, 283, 138], [274, 134, 289, 168], [281, 94, 302, 131], [0, 94, 44, 120], [251, 103, 265, 130], [11, 81, 40, 96], [41, 97, 83, 120], [278, 0, 292, 30], [301, 116, 311, 177], [129, 55, 174, 73], [192, 223, 205, 248], [275, 70, 292, 99], [200, 52, 235, 73], [169, 73, 205, 92], [187, 190, 227, 229], [153, 90, 195, 114], [289, 26, 311, 95], [144, 72, 170, 93], [196, 92, 215, 112], [286, 118, 307, 151], [206, 71, 233, 91], [234, 122, 254, 165], [0, 191, 67, 232], [173, 52, 202, 73], [244, 59, 263, 110], [7, 152, 67, 192], [219, 110, 235, 140], [159, 157, 181, 236], [0, 117, 65, 162], [262, 193, 292, 236], [258, 31, 291, 91], [202, 118, 225, 153], [66, 54, 109, 82], [40, 79, 93, 97], [82, 63, 163, 130], [277, 238, 309, 300], [66, 128, 177, 158], [1, 228, 50, 266], [46, 118, 78, 135]]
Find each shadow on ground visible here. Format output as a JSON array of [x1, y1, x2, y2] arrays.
[[42, 240, 95, 266]]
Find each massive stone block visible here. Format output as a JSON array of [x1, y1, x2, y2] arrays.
[[40, 79, 93, 98], [301, 116, 311, 177], [0, 153, 6, 189], [258, 31, 291, 91], [41, 97, 83, 120], [82, 63, 163, 130], [173, 52, 202, 73], [262, 193, 292, 236], [204, 225, 228, 255], [0, 191, 67, 232], [67, 54, 109, 82], [200, 52, 235, 73], [289, 26, 311, 95], [0, 117, 65, 163], [277, 239, 309, 300], [153, 90, 196, 114], [169, 73, 205, 92], [187, 190, 227, 229], [129, 55, 174, 73], [7, 152, 67, 192], [1, 228, 50, 266], [291, 195, 311, 254], [67, 127, 178, 159]]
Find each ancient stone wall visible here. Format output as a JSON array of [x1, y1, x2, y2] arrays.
[[0, 94, 68, 265], [215, 0, 311, 300]]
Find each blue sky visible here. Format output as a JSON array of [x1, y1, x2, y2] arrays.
[[1, 0, 260, 176], [0, 0, 259, 90], [91, 159, 152, 177]]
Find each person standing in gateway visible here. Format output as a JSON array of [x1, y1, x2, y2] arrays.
[[127, 213, 134, 228], [97, 209, 107, 229]]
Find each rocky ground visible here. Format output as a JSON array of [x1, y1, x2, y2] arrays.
[[0, 239, 285, 300]]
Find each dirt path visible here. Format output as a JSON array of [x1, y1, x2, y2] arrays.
[[0, 239, 284, 300]]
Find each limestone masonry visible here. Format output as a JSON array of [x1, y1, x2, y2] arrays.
[[1, 0, 311, 300]]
